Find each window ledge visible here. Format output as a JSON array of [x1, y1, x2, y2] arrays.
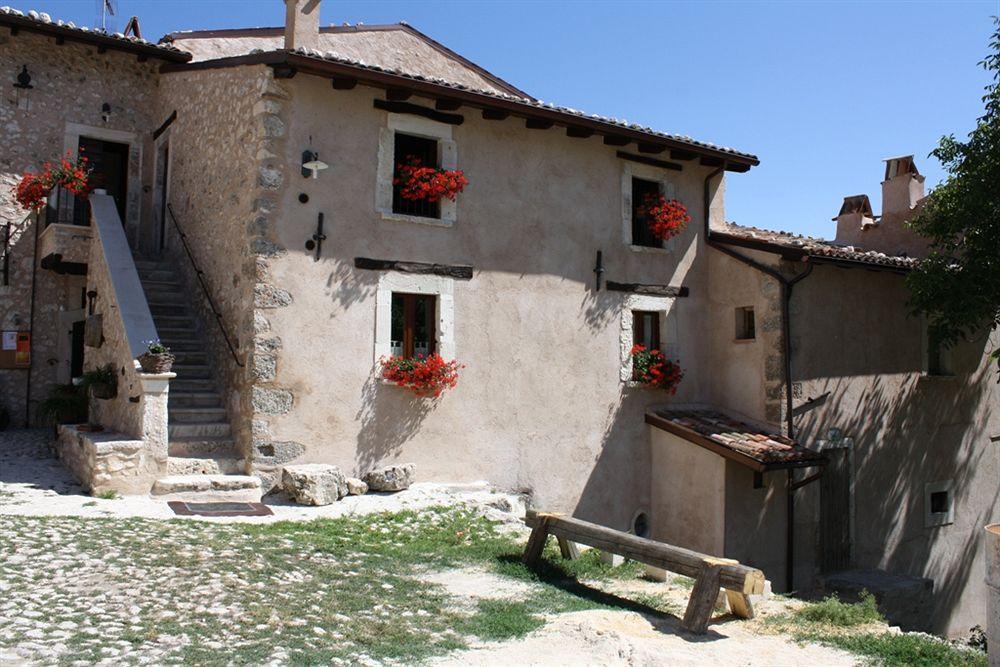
[[733, 338, 756, 344], [380, 211, 454, 228], [628, 244, 670, 255], [920, 373, 957, 381]]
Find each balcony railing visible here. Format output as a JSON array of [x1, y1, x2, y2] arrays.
[[44, 186, 91, 227]]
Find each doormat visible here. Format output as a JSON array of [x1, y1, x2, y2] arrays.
[[167, 501, 273, 517]]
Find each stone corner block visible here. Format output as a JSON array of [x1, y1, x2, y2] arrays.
[[282, 464, 347, 505], [251, 386, 293, 415]]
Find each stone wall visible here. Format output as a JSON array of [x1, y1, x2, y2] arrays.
[[55, 424, 153, 496], [0, 29, 160, 426]]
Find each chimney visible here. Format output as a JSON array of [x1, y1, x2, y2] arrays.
[[284, 0, 321, 52], [881, 155, 925, 217], [833, 194, 875, 246]]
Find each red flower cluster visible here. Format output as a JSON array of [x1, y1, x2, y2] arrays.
[[394, 156, 468, 203], [630, 344, 684, 394], [639, 193, 690, 241], [14, 152, 93, 211], [381, 353, 464, 397]]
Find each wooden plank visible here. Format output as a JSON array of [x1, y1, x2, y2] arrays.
[[602, 135, 630, 146], [524, 513, 764, 594], [525, 118, 554, 130], [637, 142, 666, 154], [557, 537, 580, 560], [435, 98, 462, 111], [386, 88, 413, 101], [566, 126, 594, 139], [354, 257, 473, 280], [482, 109, 509, 121], [331, 76, 358, 90], [372, 99, 464, 126], [681, 561, 723, 634], [606, 281, 689, 297], [726, 590, 755, 619], [616, 151, 683, 172], [523, 521, 550, 566]]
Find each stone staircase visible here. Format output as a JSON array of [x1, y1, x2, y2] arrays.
[[133, 255, 261, 502]]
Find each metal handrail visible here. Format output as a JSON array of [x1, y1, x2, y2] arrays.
[[165, 203, 244, 367]]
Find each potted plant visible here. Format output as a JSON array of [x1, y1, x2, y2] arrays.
[[639, 193, 690, 242], [82, 365, 117, 400], [630, 344, 684, 394], [37, 384, 88, 430], [137, 339, 175, 373], [380, 354, 463, 397], [14, 151, 93, 211], [394, 156, 468, 203]]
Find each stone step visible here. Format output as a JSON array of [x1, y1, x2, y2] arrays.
[[155, 337, 202, 349], [171, 364, 212, 379], [169, 391, 223, 408], [170, 379, 219, 393], [149, 303, 193, 316], [170, 350, 209, 366], [169, 407, 228, 424], [152, 314, 198, 328], [139, 269, 180, 282], [167, 455, 244, 476], [169, 422, 231, 439], [157, 327, 202, 340], [168, 436, 236, 458], [150, 474, 261, 503], [141, 281, 184, 293]]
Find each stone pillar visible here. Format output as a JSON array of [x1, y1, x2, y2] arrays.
[[139, 371, 175, 474], [284, 0, 321, 51], [987, 523, 999, 667]]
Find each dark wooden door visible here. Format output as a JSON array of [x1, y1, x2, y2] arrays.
[[70, 320, 85, 379], [75, 137, 129, 225], [820, 446, 852, 572]]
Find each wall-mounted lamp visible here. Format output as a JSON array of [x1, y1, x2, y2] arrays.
[[101, 102, 112, 123], [12, 65, 32, 111], [301, 149, 329, 179]]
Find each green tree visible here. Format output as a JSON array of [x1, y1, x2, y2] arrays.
[[907, 17, 1000, 378]]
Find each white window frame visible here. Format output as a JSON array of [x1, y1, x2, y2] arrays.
[[376, 113, 458, 228], [923, 479, 954, 528], [621, 162, 679, 254], [374, 271, 455, 361], [620, 294, 678, 383]]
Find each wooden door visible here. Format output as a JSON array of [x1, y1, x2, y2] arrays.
[[820, 446, 852, 572]]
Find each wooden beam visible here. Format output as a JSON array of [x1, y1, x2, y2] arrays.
[[522, 518, 550, 566], [603, 135, 630, 147], [137, 54, 148, 63], [700, 156, 725, 167], [670, 149, 697, 161], [386, 88, 412, 101], [435, 98, 462, 111], [482, 108, 509, 121], [637, 142, 666, 154], [55, 35, 65, 45], [372, 99, 464, 126], [606, 281, 689, 297], [152, 110, 177, 141], [271, 64, 296, 79], [330, 76, 357, 90], [9, 26, 18, 36], [525, 118, 554, 130], [566, 126, 594, 139], [681, 560, 724, 634], [616, 151, 683, 172], [524, 512, 765, 594], [354, 257, 473, 280], [97, 44, 106, 54]]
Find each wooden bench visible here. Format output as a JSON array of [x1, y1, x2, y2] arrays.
[[523, 510, 766, 634]]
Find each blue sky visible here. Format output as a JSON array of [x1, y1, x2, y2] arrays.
[[12, 0, 997, 238]]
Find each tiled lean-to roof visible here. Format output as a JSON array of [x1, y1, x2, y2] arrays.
[[712, 222, 919, 271], [646, 408, 826, 471], [0, 6, 191, 61]]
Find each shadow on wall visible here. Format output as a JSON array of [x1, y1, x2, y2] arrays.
[[580, 288, 619, 334], [325, 258, 378, 312], [571, 386, 653, 531], [353, 369, 437, 476], [796, 344, 998, 633]]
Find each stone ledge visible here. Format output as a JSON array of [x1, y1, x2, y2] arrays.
[[56, 425, 161, 496]]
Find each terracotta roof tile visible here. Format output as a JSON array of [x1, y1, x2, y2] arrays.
[[647, 408, 826, 467]]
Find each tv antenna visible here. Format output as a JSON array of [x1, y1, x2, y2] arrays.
[[97, 0, 116, 32]]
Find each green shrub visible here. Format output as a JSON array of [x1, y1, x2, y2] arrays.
[[795, 591, 883, 627]]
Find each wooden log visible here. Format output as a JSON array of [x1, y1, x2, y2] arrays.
[[354, 257, 473, 280], [557, 537, 580, 560], [522, 517, 550, 566], [524, 513, 763, 594], [726, 590, 755, 619], [681, 560, 723, 634]]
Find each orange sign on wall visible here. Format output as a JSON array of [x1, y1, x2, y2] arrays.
[[0, 331, 30, 368]]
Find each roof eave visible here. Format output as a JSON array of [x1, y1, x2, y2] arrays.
[[709, 231, 915, 273], [0, 13, 191, 62], [160, 50, 759, 170]]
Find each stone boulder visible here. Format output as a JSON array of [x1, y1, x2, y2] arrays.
[[282, 464, 347, 505], [345, 477, 368, 496], [363, 463, 415, 492]]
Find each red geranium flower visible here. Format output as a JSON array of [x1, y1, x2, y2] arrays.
[[381, 353, 464, 397], [393, 156, 468, 204], [638, 193, 690, 242], [630, 344, 684, 393]]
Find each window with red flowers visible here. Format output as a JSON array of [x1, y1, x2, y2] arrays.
[[391, 293, 437, 358], [632, 310, 661, 378], [392, 133, 440, 219], [631, 177, 662, 248]]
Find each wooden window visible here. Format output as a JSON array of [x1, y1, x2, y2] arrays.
[[390, 293, 437, 358], [631, 177, 661, 248], [735, 306, 756, 341], [392, 132, 440, 219], [633, 311, 661, 350]]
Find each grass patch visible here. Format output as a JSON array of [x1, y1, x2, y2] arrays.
[[794, 591, 883, 627], [818, 632, 986, 667], [459, 600, 545, 640], [94, 489, 119, 500]]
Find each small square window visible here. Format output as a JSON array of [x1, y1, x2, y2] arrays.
[[633, 311, 661, 351], [390, 293, 437, 358], [631, 177, 662, 248], [392, 133, 440, 219], [923, 480, 954, 528], [735, 306, 756, 341]]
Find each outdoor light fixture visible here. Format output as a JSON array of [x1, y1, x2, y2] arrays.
[[101, 102, 112, 123], [301, 149, 329, 179], [12, 65, 32, 110]]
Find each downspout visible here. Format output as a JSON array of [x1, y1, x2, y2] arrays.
[[24, 212, 40, 426], [702, 166, 819, 593]]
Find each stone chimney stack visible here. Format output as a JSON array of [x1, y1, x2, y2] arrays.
[[833, 194, 876, 246], [881, 155, 925, 217], [284, 0, 321, 52]]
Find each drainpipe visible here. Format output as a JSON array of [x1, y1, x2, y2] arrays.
[[24, 212, 40, 426], [702, 166, 819, 593]]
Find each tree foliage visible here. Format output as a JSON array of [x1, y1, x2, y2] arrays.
[[907, 17, 1000, 375]]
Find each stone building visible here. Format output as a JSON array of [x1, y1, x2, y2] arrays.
[[0, 1, 995, 637]]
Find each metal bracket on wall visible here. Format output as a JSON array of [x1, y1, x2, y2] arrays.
[[593, 250, 604, 291], [304, 212, 326, 262]]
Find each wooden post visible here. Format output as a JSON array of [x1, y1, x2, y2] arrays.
[[557, 537, 580, 560], [726, 589, 755, 619], [681, 560, 724, 634], [522, 511, 550, 566]]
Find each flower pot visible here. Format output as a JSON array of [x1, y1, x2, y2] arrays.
[[137, 352, 175, 373], [89, 382, 117, 400]]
